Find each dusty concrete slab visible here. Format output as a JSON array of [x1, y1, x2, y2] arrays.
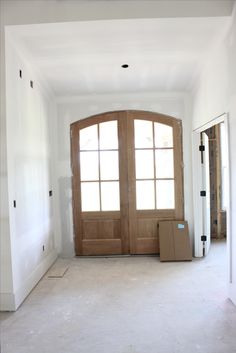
[[1, 241, 236, 353]]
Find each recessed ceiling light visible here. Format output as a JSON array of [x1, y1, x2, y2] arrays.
[[121, 64, 129, 68]]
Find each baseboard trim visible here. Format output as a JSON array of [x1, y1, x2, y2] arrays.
[[0, 292, 15, 311], [229, 284, 236, 306], [0, 249, 57, 311]]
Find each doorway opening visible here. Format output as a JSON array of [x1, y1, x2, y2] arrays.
[[71, 110, 184, 256], [200, 122, 227, 259], [203, 123, 227, 242], [193, 113, 231, 283]]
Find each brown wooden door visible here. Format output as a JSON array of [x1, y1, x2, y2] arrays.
[[71, 110, 184, 256], [126, 111, 184, 254]]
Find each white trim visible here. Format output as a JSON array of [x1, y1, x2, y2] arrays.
[[192, 131, 203, 257], [0, 249, 57, 311], [0, 292, 15, 311], [14, 249, 57, 311], [193, 113, 226, 133], [224, 116, 232, 284], [229, 285, 236, 305], [192, 114, 232, 286]]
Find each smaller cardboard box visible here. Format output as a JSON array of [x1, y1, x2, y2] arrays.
[[159, 221, 192, 262]]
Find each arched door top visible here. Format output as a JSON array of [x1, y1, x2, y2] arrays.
[[71, 110, 181, 129]]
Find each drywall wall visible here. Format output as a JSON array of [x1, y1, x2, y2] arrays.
[[55, 93, 193, 257], [0, 0, 232, 310], [192, 2, 236, 304], [1, 36, 57, 310], [0, 0, 196, 311], [0, 0, 14, 310]]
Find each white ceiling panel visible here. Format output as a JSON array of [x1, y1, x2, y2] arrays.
[[7, 16, 230, 96]]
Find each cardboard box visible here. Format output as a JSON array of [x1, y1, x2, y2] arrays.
[[159, 221, 192, 261]]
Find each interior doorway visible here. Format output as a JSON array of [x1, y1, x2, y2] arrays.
[[193, 114, 231, 280], [203, 123, 227, 240], [71, 110, 184, 256], [200, 122, 227, 256]]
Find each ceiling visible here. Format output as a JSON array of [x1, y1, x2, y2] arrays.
[[7, 16, 231, 97]]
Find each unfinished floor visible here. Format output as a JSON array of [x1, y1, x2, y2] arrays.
[[1, 241, 236, 353]]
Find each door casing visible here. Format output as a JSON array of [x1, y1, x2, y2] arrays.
[[192, 114, 232, 286]]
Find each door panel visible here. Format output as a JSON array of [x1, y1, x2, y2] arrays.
[[71, 110, 184, 256], [82, 219, 121, 240], [82, 217, 122, 255], [136, 218, 159, 254], [71, 112, 129, 255], [82, 239, 122, 256], [127, 111, 183, 254]]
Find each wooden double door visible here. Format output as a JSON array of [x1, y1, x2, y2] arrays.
[[71, 110, 184, 256]]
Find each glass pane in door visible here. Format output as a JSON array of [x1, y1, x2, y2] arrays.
[[154, 123, 173, 148], [135, 150, 154, 179], [134, 120, 153, 148], [80, 125, 98, 150], [156, 180, 175, 209], [101, 182, 120, 211], [100, 151, 119, 180], [80, 152, 99, 181], [99, 121, 118, 150], [155, 149, 174, 178], [136, 180, 155, 210], [81, 182, 100, 211]]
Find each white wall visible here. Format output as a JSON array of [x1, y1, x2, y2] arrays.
[[192, 2, 236, 304], [0, 37, 57, 310], [0, 0, 14, 310], [0, 0, 196, 312], [0, 0, 233, 311], [55, 93, 193, 256]]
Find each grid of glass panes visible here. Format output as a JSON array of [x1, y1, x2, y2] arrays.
[[134, 119, 175, 210], [79, 121, 120, 211]]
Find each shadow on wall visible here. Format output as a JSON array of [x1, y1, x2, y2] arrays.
[[59, 176, 75, 257]]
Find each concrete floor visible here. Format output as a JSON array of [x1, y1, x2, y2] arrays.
[[1, 240, 236, 353]]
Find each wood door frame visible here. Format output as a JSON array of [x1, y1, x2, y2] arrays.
[[71, 110, 184, 256]]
